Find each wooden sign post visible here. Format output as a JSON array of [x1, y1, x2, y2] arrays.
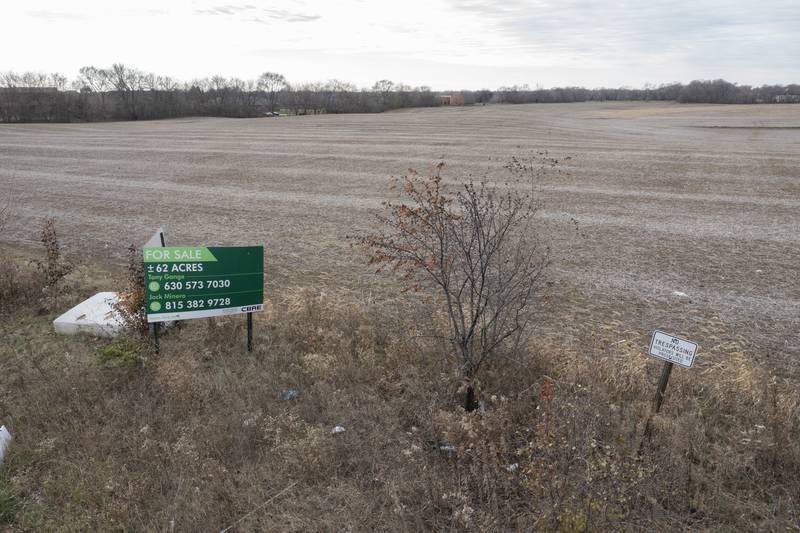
[[647, 330, 699, 412], [652, 360, 674, 414], [640, 331, 699, 450]]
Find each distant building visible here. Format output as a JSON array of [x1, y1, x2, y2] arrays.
[[437, 93, 465, 106], [775, 94, 800, 103]]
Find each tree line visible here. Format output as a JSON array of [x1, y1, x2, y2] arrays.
[[0, 64, 797, 123], [493, 80, 800, 105]]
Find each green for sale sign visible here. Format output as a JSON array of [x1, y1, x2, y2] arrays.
[[143, 246, 263, 323]]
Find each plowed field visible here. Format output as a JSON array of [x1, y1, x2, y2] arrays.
[[2, 102, 798, 372]]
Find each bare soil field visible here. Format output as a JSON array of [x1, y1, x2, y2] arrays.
[[2, 101, 798, 372], [0, 103, 800, 364]]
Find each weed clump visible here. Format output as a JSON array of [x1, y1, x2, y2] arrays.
[[96, 338, 147, 368]]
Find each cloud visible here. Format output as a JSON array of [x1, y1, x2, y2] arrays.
[[261, 8, 319, 22], [195, 3, 318, 22], [444, 0, 800, 75], [195, 4, 255, 15], [7, 0, 798, 88]]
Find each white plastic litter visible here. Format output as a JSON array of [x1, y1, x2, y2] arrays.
[[331, 426, 346, 434], [0, 425, 11, 465], [439, 443, 457, 454], [53, 292, 124, 337], [671, 291, 689, 298]]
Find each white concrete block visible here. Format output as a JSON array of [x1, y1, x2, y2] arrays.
[[0, 425, 11, 466], [53, 292, 124, 337]]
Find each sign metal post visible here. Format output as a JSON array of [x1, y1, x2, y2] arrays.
[[153, 322, 160, 354], [247, 312, 253, 352], [144, 228, 166, 353]]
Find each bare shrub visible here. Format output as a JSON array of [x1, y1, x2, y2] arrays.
[[113, 244, 148, 336], [32, 217, 73, 305], [355, 157, 554, 410]]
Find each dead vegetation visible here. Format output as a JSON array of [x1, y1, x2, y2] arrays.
[[112, 245, 148, 337], [0, 256, 797, 531], [31, 218, 74, 308], [0, 195, 26, 312]]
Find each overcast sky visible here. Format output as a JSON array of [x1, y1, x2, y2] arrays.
[[3, 0, 798, 89]]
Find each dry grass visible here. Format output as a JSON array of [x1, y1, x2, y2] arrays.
[[0, 217, 77, 315], [0, 196, 35, 312], [0, 255, 797, 531], [0, 258, 40, 315], [0, 193, 10, 234]]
